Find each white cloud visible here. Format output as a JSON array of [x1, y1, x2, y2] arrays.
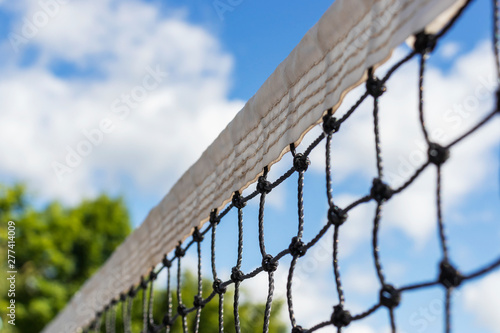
[[343, 264, 379, 296], [464, 271, 500, 333], [0, 0, 244, 204], [439, 42, 461, 59]]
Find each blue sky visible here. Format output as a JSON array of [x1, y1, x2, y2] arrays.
[[0, 0, 499, 332]]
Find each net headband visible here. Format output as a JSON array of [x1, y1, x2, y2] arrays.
[[43, 0, 465, 331]]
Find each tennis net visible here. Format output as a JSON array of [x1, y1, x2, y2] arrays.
[[43, 0, 500, 332]]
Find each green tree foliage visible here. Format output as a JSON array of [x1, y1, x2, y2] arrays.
[[0, 184, 287, 332], [0, 184, 131, 333]]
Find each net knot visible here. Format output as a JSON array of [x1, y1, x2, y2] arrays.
[[149, 270, 157, 281], [120, 293, 127, 302], [210, 210, 220, 225], [262, 254, 279, 272], [288, 236, 306, 257], [414, 31, 437, 54], [162, 255, 172, 268], [148, 322, 160, 332], [213, 278, 227, 294], [331, 304, 352, 328], [177, 304, 188, 317], [257, 176, 272, 194], [328, 205, 348, 226], [231, 267, 245, 282], [496, 88, 500, 112], [232, 191, 246, 209], [323, 110, 340, 134], [366, 75, 386, 98], [428, 142, 450, 165], [192, 227, 204, 243], [128, 286, 137, 297], [140, 276, 148, 289], [380, 284, 401, 308], [175, 244, 185, 258], [293, 153, 310, 172], [370, 178, 393, 203], [111, 299, 118, 306], [291, 325, 304, 333], [439, 260, 463, 288], [193, 295, 205, 308]]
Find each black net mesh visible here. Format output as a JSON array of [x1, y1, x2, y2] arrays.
[[81, 1, 500, 332]]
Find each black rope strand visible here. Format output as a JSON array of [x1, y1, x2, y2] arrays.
[[368, 68, 386, 178], [372, 203, 386, 285], [209, 208, 225, 333], [446, 109, 498, 149], [351, 303, 382, 320], [233, 192, 245, 333], [165, 261, 172, 333], [381, 50, 417, 83], [286, 257, 299, 328], [368, 66, 389, 288], [333, 225, 344, 305], [218, 293, 224, 333], [258, 168, 269, 257], [464, 256, 500, 280], [262, 272, 275, 333], [306, 320, 332, 333], [287, 144, 308, 329], [290, 145, 306, 242], [325, 132, 334, 206], [392, 162, 431, 195], [256, 166, 277, 333], [389, 308, 396, 333], [194, 231, 203, 333], [211, 210, 219, 281], [445, 288, 452, 333], [337, 91, 370, 124], [418, 54, 431, 143], [147, 272, 156, 331], [436, 165, 449, 260], [325, 123, 347, 307], [177, 250, 188, 333]]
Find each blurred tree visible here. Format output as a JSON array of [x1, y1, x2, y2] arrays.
[[0, 184, 287, 332], [0, 183, 131, 333]]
